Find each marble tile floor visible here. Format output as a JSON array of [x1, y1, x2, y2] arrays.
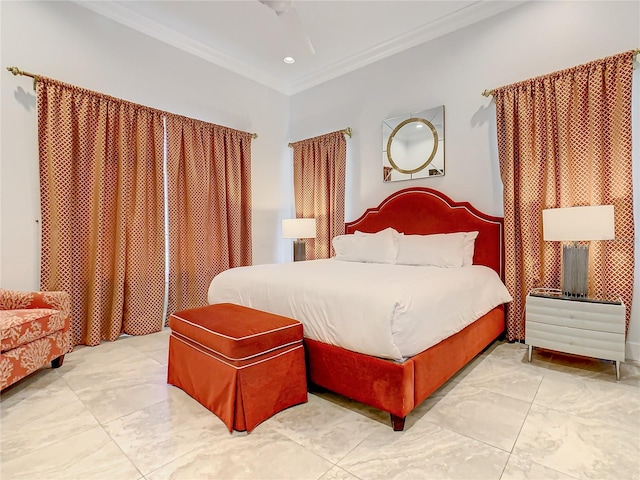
[[1, 329, 639, 480]]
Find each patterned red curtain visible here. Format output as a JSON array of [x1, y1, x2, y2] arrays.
[[38, 77, 255, 343], [38, 78, 166, 346], [495, 50, 635, 340], [291, 131, 347, 259], [165, 116, 252, 315]]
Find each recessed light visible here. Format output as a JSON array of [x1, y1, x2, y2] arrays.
[[283, 56, 295, 64], [416, 123, 424, 128]]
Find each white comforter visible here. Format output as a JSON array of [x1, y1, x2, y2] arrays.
[[207, 259, 512, 361]]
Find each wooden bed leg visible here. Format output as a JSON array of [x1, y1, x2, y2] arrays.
[[51, 355, 65, 368], [390, 414, 406, 431]]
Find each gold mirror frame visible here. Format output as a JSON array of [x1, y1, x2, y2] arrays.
[[382, 106, 445, 182], [386, 118, 439, 174]]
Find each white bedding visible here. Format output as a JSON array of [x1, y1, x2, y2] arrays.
[[207, 259, 512, 361]]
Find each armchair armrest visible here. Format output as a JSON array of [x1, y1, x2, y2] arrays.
[[0, 289, 71, 319]]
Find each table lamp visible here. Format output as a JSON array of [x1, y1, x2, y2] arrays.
[[542, 205, 615, 298], [282, 218, 316, 261]]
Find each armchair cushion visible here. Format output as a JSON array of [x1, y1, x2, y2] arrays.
[[0, 289, 72, 390], [1, 309, 65, 352]]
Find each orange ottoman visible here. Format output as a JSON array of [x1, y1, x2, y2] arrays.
[[167, 303, 307, 432]]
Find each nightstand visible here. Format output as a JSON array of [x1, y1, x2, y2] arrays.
[[525, 291, 626, 380]]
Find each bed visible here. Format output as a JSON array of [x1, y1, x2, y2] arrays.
[[208, 187, 511, 430]]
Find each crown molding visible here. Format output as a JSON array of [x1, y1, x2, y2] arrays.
[[73, 0, 527, 97], [287, 1, 527, 94], [72, 1, 290, 94]]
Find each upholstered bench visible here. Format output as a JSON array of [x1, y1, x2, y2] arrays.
[[168, 303, 307, 432]]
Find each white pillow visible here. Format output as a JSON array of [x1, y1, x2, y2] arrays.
[[354, 227, 401, 238], [333, 228, 399, 264], [459, 231, 479, 266], [396, 231, 479, 267], [354, 227, 402, 246]]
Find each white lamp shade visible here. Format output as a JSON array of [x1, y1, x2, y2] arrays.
[[282, 218, 316, 239], [542, 205, 615, 241]]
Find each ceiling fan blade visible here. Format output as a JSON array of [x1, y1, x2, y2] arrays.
[[259, 1, 315, 55], [258, 1, 293, 16], [279, 6, 315, 55]]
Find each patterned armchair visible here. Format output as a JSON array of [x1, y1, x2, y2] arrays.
[[0, 289, 73, 390]]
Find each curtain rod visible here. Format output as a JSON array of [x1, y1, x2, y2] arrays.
[[7, 66, 38, 91], [481, 48, 640, 98], [288, 127, 352, 147], [6, 66, 259, 139]]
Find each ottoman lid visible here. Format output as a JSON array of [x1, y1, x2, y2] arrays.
[[169, 303, 303, 360]]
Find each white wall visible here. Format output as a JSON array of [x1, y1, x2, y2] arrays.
[[2, 1, 639, 360], [289, 0, 640, 359], [1, 0, 292, 292]]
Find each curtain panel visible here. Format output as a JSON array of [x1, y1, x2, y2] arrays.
[[165, 116, 252, 316], [292, 131, 347, 259], [494, 50, 635, 340], [38, 79, 166, 346]]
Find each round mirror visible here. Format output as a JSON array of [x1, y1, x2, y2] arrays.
[[387, 118, 438, 174], [382, 106, 445, 182]]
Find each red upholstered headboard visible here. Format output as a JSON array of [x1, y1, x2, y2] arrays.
[[345, 187, 504, 279]]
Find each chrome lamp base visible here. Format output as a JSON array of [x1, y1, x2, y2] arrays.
[[562, 244, 589, 297], [293, 239, 306, 262]]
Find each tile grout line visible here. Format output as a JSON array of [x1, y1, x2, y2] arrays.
[[497, 372, 544, 479], [269, 394, 383, 469], [60, 358, 146, 478]]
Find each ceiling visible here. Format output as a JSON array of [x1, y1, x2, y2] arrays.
[[75, 0, 526, 96]]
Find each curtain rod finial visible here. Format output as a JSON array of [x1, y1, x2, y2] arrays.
[[7, 66, 38, 90], [482, 89, 494, 97]]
